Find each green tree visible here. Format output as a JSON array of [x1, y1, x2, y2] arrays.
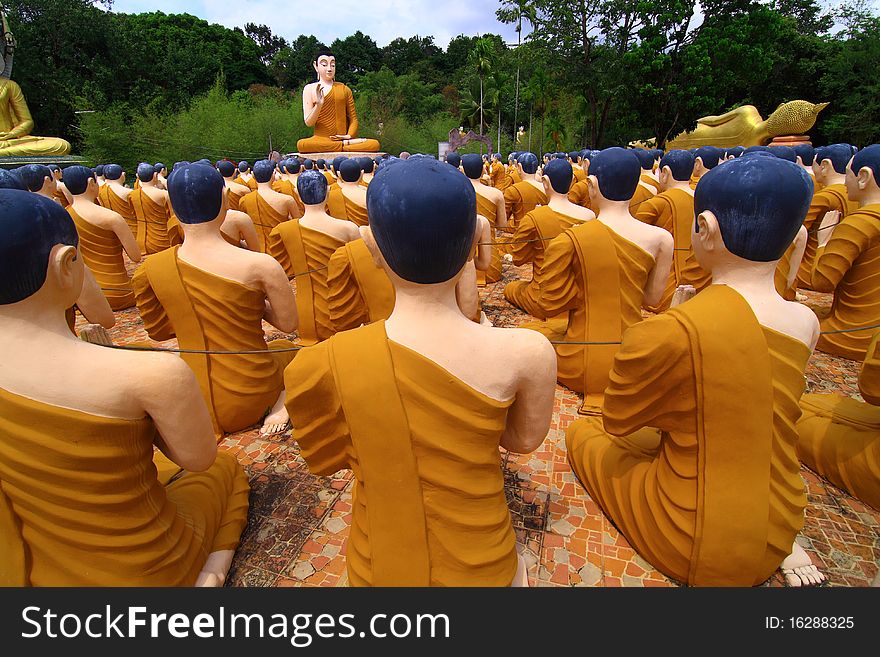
[[244, 23, 288, 66], [330, 31, 382, 84], [270, 35, 327, 89]]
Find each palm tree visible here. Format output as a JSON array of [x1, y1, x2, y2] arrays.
[[468, 37, 495, 147]]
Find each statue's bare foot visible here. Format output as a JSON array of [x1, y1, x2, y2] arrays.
[[781, 541, 826, 587], [79, 324, 114, 346], [260, 391, 290, 437], [195, 549, 235, 587]]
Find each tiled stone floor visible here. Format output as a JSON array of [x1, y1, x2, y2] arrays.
[[80, 257, 879, 587]]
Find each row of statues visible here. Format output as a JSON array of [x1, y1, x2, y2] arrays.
[[1, 137, 878, 587]]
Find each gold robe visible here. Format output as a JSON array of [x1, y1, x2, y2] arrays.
[[774, 239, 800, 301], [796, 183, 859, 289], [327, 238, 395, 332], [507, 165, 522, 184], [523, 222, 655, 411], [297, 83, 380, 153], [636, 188, 710, 312], [566, 286, 809, 585], [628, 183, 654, 213], [490, 161, 512, 190], [567, 179, 593, 212], [504, 181, 547, 230], [475, 193, 502, 284], [503, 206, 582, 317], [0, 79, 71, 157], [0, 387, 248, 586], [238, 191, 289, 253], [797, 331, 880, 509], [272, 179, 305, 216], [640, 173, 661, 193], [284, 321, 517, 586], [227, 188, 245, 211], [132, 247, 296, 437], [130, 188, 172, 255], [326, 185, 349, 221], [68, 208, 135, 311], [97, 185, 137, 238], [812, 204, 880, 360], [341, 193, 369, 227], [267, 220, 343, 345], [234, 176, 257, 192]]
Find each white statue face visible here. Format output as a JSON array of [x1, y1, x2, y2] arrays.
[[314, 55, 336, 83]]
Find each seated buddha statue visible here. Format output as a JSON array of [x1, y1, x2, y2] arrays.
[[130, 162, 174, 255], [666, 100, 829, 150], [521, 147, 673, 414], [217, 160, 251, 211], [503, 152, 548, 229], [811, 144, 880, 361], [461, 153, 507, 283], [566, 154, 825, 586], [635, 149, 711, 312], [132, 163, 298, 438], [237, 160, 301, 253], [337, 159, 369, 226], [0, 74, 70, 157], [268, 169, 360, 345], [504, 158, 594, 318], [284, 157, 557, 586], [797, 329, 880, 511], [64, 165, 141, 311], [0, 189, 249, 586], [297, 50, 380, 154]]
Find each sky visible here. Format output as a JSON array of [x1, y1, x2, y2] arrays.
[[108, 0, 531, 50]]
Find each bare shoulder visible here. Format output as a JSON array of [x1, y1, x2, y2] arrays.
[[487, 325, 555, 367], [115, 348, 195, 402]]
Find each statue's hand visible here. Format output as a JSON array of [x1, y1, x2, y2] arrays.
[[0, 140, 9, 149], [315, 84, 325, 104], [0, 131, 9, 139], [332, 134, 352, 140], [817, 210, 840, 248]]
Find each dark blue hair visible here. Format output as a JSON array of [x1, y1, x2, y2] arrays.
[[303, 158, 314, 170], [103, 164, 123, 181], [632, 149, 655, 170], [461, 154, 483, 179], [518, 152, 539, 175], [94, 164, 105, 177], [769, 145, 797, 163], [543, 158, 573, 194], [217, 160, 236, 177], [137, 162, 156, 183], [297, 169, 328, 205], [367, 158, 476, 284], [18, 164, 53, 192], [64, 165, 96, 196], [0, 169, 26, 190], [743, 145, 771, 155], [252, 160, 276, 184], [446, 152, 462, 168], [727, 146, 745, 158], [287, 157, 303, 175], [850, 144, 880, 182], [589, 148, 641, 201], [238, 161, 250, 173], [695, 155, 813, 262], [154, 163, 167, 174], [339, 159, 362, 183], [695, 146, 721, 169], [167, 164, 225, 225], [358, 157, 374, 174], [331, 156, 345, 174], [659, 150, 695, 182], [793, 144, 814, 165], [816, 143, 855, 174], [0, 190, 79, 304]]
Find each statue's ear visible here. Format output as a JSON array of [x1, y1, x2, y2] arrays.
[[858, 166, 875, 190]]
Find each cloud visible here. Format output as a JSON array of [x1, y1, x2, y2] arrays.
[[110, 0, 526, 48]]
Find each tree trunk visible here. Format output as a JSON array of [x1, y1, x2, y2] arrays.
[[479, 76, 484, 156], [528, 104, 533, 153]]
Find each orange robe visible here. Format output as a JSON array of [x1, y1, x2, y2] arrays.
[[797, 331, 880, 509], [132, 247, 296, 437], [490, 161, 512, 190], [272, 179, 305, 216], [297, 82, 380, 153], [503, 181, 547, 230], [796, 183, 859, 289], [129, 188, 172, 255], [284, 321, 517, 586], [234, 175, 257, 192], [341, 192, 369, 227], [327, 238, 395, 332], [636, 188, 710, 312], [97, 185, 137, 237], [67, 208, 135, 310], [475, 192, 502, 284], [628, 184, 654, 213], [503, 206, 582, 317], [567, 179, 593, 212], [812, 204, 880, 360], [507, 165, 522, 184], [0, 389, 249, 586], [640, 173, 661, 193], [325, 185, 349, 221], [566, 286, 809, 585], [238, 191, 289, 253], [523, 222, 655, 412], [267, 221, 343, 345], [774, 239, 800, 301]]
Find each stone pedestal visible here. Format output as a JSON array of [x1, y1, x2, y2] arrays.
[[769, 135, 812, 147], [290, 151, 387, 160]]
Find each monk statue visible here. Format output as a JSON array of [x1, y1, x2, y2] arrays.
[[337, 158, 369, 226], [504, 152, 548, 230], [130, 162, 174, 255], [0, 189, 249, 586], [811, 144, 880, 361], [237, 160, 301, 253], [271, 159, 306, 216], [0, 15, 71, 157], [95, 164, 137, 236], [666, 100, 829, 150], [566, 153, 825, 586], [567, 150, 595, 211], [284, 157, 556, 586], [154, 163, 168, 190], [325, 156, 349, 220], [234, 161, 257, 191], [217, 160, 251, 211], [461, 153, 507, 283], [63, 165, 141, 311], [521, 148, 673, 414], [47, 165, 70, 206], [629, 149, 657, 211], [17, 163, 56, 202], [689, 145, 722, 188], [635, 149, 711, 311], [132, 163, 298, 438], [268, 169, 360, 345], [504, 158, 594, 318], [297, 49, 380, 154]]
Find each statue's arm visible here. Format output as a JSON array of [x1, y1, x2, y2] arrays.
[[643, 230, 673, 308], [259, 255, 298, 333], [696, 105, 759, 128], [6, 81, 33, 138], [500, 331, 556, 454], [302, 83, 322, 127]]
